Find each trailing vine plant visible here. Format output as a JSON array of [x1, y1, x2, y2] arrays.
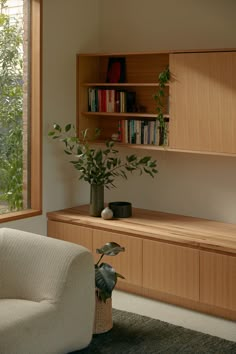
[[153, 67, 170, 146]]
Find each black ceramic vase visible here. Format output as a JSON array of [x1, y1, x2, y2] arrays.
[[90, 184, 104, 217]]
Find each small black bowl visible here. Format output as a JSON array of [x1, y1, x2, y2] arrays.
[[108, 201, 132, 218]]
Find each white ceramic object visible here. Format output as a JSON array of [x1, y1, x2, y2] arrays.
[[111, 133, 119, 141], [101, 207, 113, 220]]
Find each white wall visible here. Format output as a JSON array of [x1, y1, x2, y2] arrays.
[[100, 0, 236, 51], [100, 0, 236, 224], [3, 0, 236, 234]]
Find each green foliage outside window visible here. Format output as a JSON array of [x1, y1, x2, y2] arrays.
[[0, 0, 24, 212]]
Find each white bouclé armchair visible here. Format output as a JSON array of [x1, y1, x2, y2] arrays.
[[0, 227, 95, 354]]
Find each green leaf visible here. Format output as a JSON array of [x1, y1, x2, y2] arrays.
[[96, 242, 125, 256], [65, 123, 72, 132], [53, 123, 61, 132], [95, 263, 116, 296], [144, 167, 153, 177], [139, 156, 151, 164], [116, 272, 125, 279], [48, 123, 158, 189], [126, 154, 137, 163], [125, 166, 136, 172], [64, 150, 72, 155], [95, 150, 103, 163]]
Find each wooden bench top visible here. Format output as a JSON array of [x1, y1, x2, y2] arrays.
[[47, 205, 236, 254]]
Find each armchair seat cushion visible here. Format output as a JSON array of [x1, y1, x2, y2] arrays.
[[0, 299, 58, 353]]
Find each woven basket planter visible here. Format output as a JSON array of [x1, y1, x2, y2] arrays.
[[93, 295, 113, 334]]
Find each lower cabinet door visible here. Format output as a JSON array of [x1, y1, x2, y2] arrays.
[[143, 239, 199, 301], [47, 220, 93, 251], [93, 230, 142, 287], [200, 250, 236, 311]]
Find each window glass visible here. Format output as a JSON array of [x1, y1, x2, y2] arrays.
[[0, 0, 30, 214]]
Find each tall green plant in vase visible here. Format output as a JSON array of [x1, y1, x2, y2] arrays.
[[49, 124, 158, 217], [154, 67, 170, 146]]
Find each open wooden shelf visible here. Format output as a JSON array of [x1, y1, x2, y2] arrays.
[[77, 49, 236, 155], [81, 83, 169, 87], [81, 112, 161, 119]]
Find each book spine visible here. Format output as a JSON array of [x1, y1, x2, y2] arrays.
[[124, 120, 128, 143], [98, 89, 102, 112], [91, 88, 96, 112], [118, 120, 122, 142], [101, 89, 106, 112], [150, 121, 155, 145], [88, 88, 92, 111], [144, 123, 148, 145], [115, 90, 120, 112], [136, 120, 141, 144]]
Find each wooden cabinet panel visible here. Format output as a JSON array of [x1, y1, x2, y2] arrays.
[[200, 251, 236, 310], [169, 52, 236, 153], [47, 220, 93, 251], [47, 206, 236, 319], [92, 229, 142, 287], [143, 239, 199, 301]]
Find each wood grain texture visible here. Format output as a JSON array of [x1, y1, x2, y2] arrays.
[[76, 53, 169, 142], [30, 0, 42, 211], [47, 206, 236, 319], [77, 50, 236, 156], [47, 205, 236, 254], [143, 239, 199, 300], [47, 220, 93, 251], [93, 229, 142, 287], [200, 250, 236, 311], [169, 52, 236, 153]]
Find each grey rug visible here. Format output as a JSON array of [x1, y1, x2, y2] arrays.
[[75, 309, 236, 353]]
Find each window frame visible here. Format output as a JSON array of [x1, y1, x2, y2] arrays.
[[0, 0, 42, 223]]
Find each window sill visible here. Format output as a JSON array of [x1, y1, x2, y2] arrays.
[[0, 209, 42, 223]]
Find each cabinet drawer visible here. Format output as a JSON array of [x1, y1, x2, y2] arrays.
[[200, 251, 236, 311], [93, 230, 142, 287], [47, 220, 93, 251], [143, 239, 199, 301]]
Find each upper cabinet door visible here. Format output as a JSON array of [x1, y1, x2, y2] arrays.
[[169, 52, 236, 154]]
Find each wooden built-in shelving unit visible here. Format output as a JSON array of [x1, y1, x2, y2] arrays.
[[76, 49, 236, 155]]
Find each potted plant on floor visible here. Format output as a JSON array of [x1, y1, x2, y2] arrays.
[[48, 124, 158, 217], [94, 241, 125, 334]]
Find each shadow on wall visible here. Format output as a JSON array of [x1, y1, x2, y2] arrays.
[[105, 149, 236, 224]]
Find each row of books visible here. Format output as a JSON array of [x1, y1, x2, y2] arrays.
[[117, 119, 169, 146], [88, 88, 136, 113]]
